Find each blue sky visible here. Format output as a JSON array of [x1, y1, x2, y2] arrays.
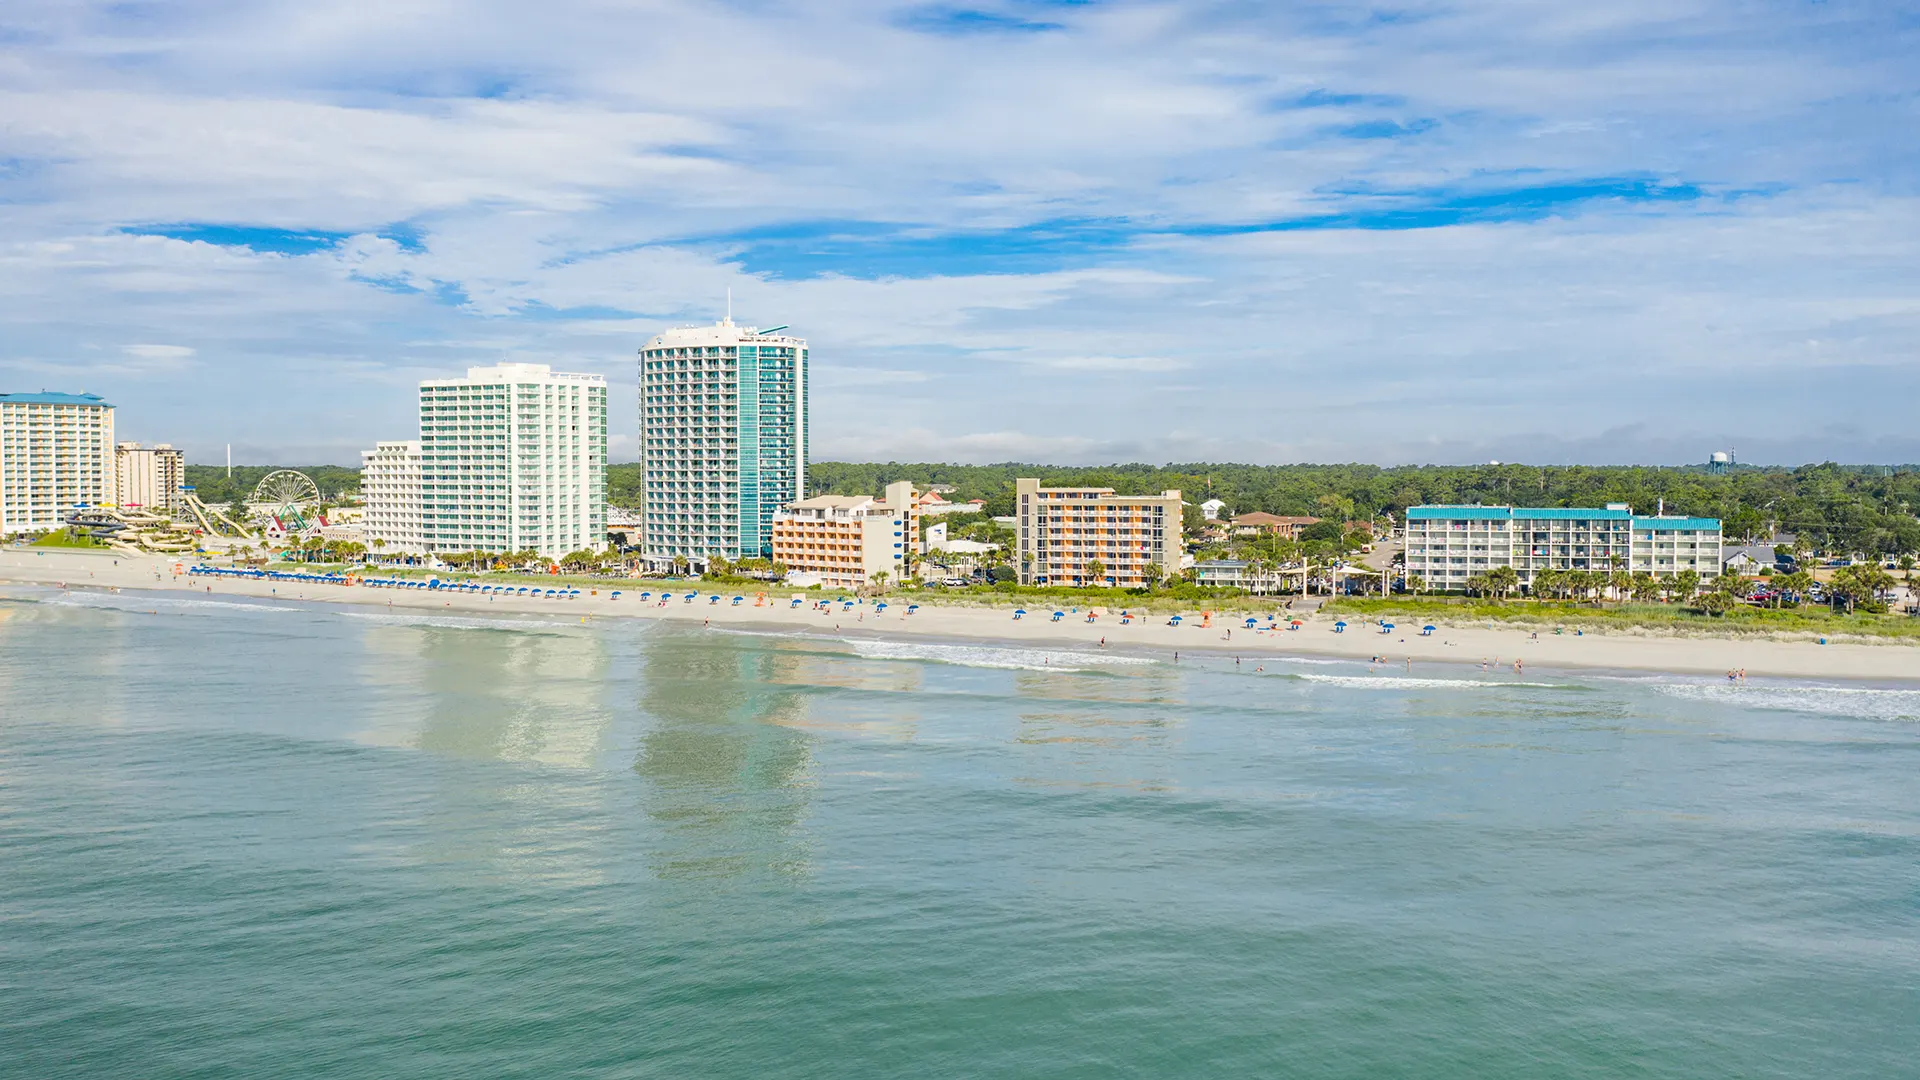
[[1, 0, 1917, 465]]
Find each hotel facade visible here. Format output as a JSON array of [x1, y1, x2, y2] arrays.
[[770, 481, 917, 589], [1014, 478, 1182, 587], [1404, 505, 1722, 590], [0, 391, 116, 535], [114, 442, 185, 514], [366, 363, 607, 559], [360, 440, 424, 555], [639, 318, 807, 570]]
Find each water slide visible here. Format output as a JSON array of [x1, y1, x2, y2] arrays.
[[180, 494, 253, 539]]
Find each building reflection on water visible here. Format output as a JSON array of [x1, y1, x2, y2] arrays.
[[355, 619, 619, 890], [1008, 670, 1185, 794], [633, 634, 821, 880], [357, 620, 614, 768]]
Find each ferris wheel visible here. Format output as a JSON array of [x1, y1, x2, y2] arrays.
[[251, 469, 322, 531]]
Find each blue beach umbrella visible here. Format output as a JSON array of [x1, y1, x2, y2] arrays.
[[1245, 617, 1258, 628]]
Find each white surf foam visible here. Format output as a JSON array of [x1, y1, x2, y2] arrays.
[[848, 638, 1155, 673], [335, 610, 583, 633], [1294, 673, 1575, 690], [1646, 680, 1920, 723], [39, 592, 309, 616]]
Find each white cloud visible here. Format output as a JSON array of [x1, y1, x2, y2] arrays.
[[0, 0, 1916, 464]]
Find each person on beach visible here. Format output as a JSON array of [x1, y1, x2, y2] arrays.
[[1514, 659, 1523, 673]]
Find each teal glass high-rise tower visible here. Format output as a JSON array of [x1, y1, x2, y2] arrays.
[[639, 318, 808, 570]]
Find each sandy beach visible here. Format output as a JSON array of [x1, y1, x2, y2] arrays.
[[5, 548, 1917, 682]]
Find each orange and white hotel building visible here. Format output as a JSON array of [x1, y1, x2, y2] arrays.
[[770, 481, 918, 589], [1015, 478, 1182, 587]]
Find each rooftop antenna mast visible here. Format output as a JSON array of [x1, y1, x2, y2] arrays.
[[726, 287, 732, 325]]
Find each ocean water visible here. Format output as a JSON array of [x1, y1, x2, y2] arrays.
[[2, 586, 1916, 1079]]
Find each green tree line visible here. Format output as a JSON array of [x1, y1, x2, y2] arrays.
[[182, 465, 363, 505], [801, 461, 1920, 555], [243, 460, 1920, 559]]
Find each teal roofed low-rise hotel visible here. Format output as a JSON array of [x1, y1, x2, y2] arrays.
[[639, 317, 807, 571], [1404, 504, 1722, 590]]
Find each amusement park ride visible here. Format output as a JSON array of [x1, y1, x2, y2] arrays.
[[62, 469, 330, 555]]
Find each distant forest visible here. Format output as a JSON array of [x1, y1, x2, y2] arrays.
[[183, 465, 364, 506], [223, 460, 1920, 555], [798, 462, 1920, 554]]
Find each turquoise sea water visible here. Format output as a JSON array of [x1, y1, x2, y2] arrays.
[[2, 586, 1917, 1079]]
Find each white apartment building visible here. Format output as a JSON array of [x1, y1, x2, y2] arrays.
[[639, 318, 807, 570], [114, 441, 184, 514], [359, 440, 424, 556], [1404, 505, 1722, 589], [0, 392, 116, 534], [416, 363, 608, 557]]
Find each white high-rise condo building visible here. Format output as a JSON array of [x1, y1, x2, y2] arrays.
[[414, 363, 607, 558], [0, 391, 116, 535], [114, 442, 185, 514], [359, 440, 424, 556], [639, 318, 807, 569]]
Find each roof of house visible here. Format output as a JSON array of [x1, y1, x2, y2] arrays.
[[0, 391, 113, 407], [1232, 512, 1320, 527]]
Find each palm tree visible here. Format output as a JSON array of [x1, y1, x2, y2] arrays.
[[1085, 558, 1106, 586], [1404, 573, 1425, 595], [1672, 569, 1701, 603], [1773, 569, 1812, 608], [1487, 565, 1519, 600], [1696, 590, 1734, 616], [1629, 572, 1660, 603]]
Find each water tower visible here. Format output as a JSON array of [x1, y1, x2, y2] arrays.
[[1708, 450, 1734, 475]]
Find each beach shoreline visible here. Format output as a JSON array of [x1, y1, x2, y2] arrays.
[[6, 548, 1919, 683]]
